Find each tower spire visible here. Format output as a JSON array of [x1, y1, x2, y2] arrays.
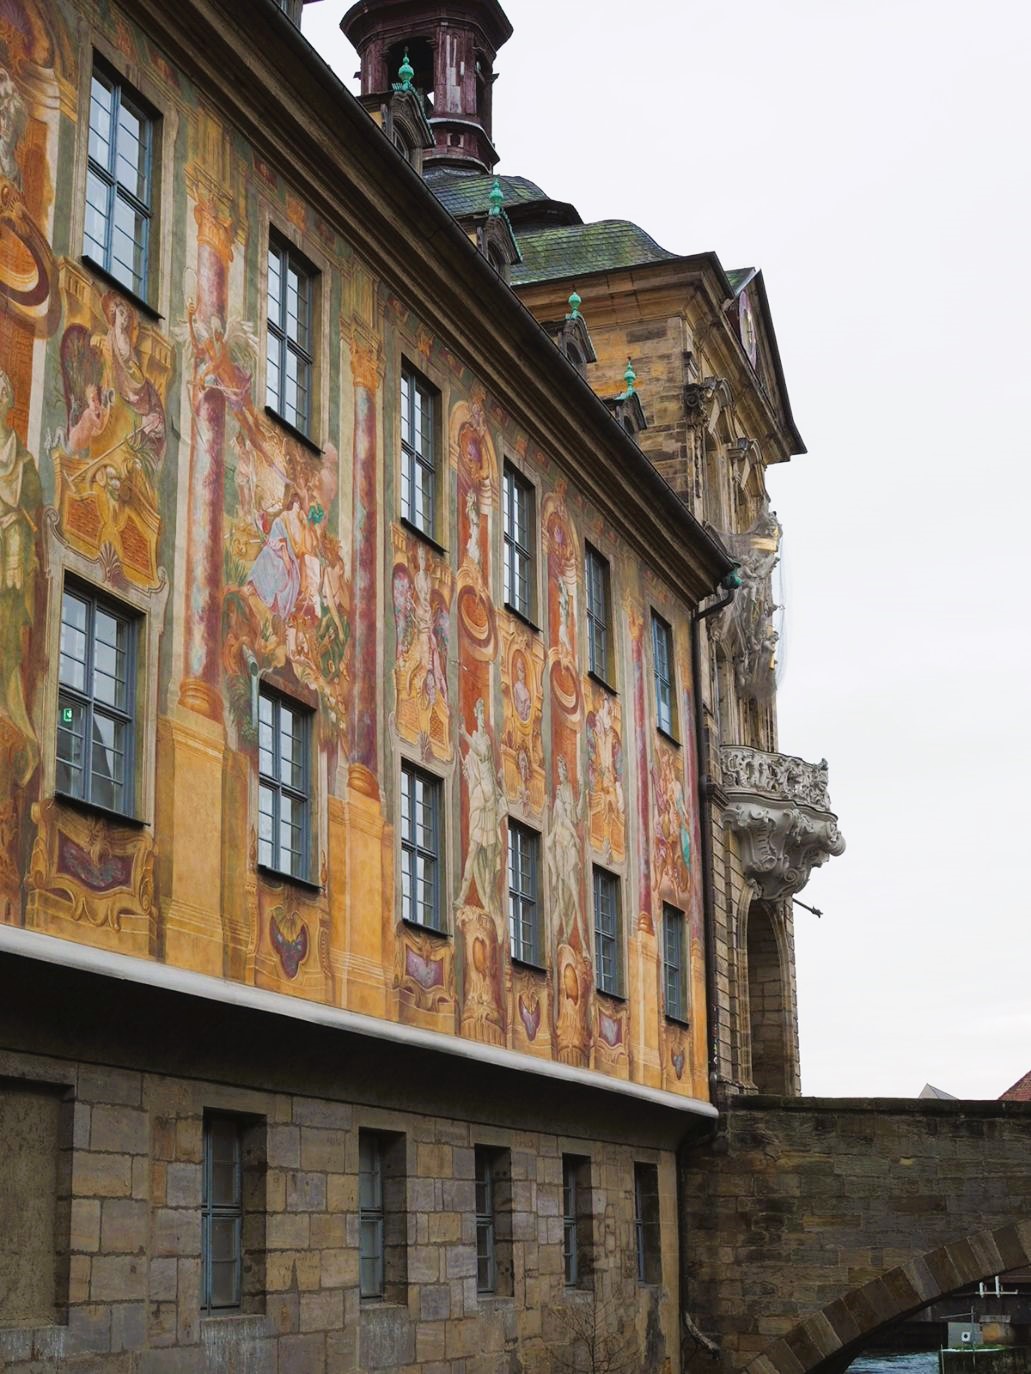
[[342, 0, 515, 173]]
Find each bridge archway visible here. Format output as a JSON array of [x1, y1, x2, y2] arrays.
[[742, 1222, 1031, 1374]]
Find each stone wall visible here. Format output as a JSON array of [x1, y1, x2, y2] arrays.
[[0, 956, 687, 1373], [682, 1097, 1031, 1374]]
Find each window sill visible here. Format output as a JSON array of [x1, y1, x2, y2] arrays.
[[587, 669, 617, 697], [54, 792, 147, 830], [360, 1298, 408, 1312], [200, 1314, 268, 1334], [401, 916, 450, 941], [399, 516, 447, 558], [511, 955, 547, 976], [664, 1013, 691, 1030], [656, 725, 681, 748], [264, 405, 323, 456], [257, 863, 323, 896], [80, 255, 162, 322], [503, 602, 540, 634]]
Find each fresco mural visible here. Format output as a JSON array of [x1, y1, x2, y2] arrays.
[[453, 392, 507, 1047], [391, 526, 452, 763], [500, 614, 544, 814], [50, 270, 171, 590], [178, 302, 351, 741], [542, 486, 592, 1067], [585, 677, 625, 862], [0, 0, 712, 1104]]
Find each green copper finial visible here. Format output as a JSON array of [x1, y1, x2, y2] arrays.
[[568, 289, 582, 319], [624, 357, 637, 394], [399, 49, 415, 90], [489, 177, 504, 217]]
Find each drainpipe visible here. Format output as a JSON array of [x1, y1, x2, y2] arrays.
[[676, 570, 739, 1374], [690, 570, 740, 1102]]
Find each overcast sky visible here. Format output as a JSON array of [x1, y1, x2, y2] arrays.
[[301, 0, 1031, 1100]]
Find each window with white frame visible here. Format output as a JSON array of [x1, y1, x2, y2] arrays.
[[592, 866, 622, 997], [257, 688, 312, 881], [266, 236, 315, 436], [503, 462, 535, 620], [400, 763, 442, 930], [663, 903, 687, 1022], [652, 611, 677, 737], [400, 363, 438, 538], [57, 584, 137, 817], [585, 542, 612, 682], [507, 822, 540, 966], [85, 63, 154, 299]]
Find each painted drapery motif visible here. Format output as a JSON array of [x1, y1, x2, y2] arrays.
[[500, 615, 544, 815], [585, 678, 625, 863]]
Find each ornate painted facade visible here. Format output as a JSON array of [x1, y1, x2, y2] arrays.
[[0, 0, 841, 1367]]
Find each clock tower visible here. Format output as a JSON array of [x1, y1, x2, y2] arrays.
[[341, 0, 513, 172]]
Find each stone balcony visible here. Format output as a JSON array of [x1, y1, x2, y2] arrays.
[[719, 746, 846, 902]]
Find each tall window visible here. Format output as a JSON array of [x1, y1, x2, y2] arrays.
[[663, 904, 686, 1022], [585, 543, 612, 682], [400, 363, 438, 538], [507, 822, 540, 966], [652, 612, 677, 736], [562, 1154, 591, 1288], [85, 65, 153, 298], [266, 237, 314, 436], [258, 688, 311, 881], [475, 1146, 497, 1293], [58, 584, 136, 817], [359, 1130, 406, 1302], [400, 764, 442, 931], [633, 1162, 661, 1285], [359, 1132, 385, 1300], [503, 463, 535, 620], [593, 867, 622, 997], [202, 1116, 243, 1313]]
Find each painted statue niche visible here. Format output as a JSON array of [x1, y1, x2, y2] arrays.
[[50, 270, 172, 591], [500, 620, 544, 815], [585, 678, 625, 863], [391, 525, 452, 764]]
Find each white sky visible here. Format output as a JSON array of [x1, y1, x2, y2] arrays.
[[301, 0, 1031, 1100]]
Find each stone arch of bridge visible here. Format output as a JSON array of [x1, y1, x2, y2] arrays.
[[742, 1221, 1031, 1374]]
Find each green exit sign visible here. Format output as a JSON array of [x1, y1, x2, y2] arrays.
[[61, 707, 74, 724]]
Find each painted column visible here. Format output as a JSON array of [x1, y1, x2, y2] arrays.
[[630, 608, 654, 936], [349, 340, 380, 795], [179, 199, 233, 722]]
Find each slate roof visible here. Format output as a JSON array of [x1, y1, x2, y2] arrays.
[[726, 266, 756, 294], [510, 220, 676, 286], [425, 170, 551, 219]]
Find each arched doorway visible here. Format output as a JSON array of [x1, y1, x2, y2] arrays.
[[745, 899, 791, 1094]]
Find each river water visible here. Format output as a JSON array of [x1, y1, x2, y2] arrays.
[[849, 1354, 939, 1374]]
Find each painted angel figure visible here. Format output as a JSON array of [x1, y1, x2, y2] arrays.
[[457, 698, 507, 916], [0, 68, 27, 189], [177, 304, 262, 448]]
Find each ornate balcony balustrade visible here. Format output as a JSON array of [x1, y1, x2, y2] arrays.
[[720, 745, 845, 902]]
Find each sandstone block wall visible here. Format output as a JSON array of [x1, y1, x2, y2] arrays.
[[682, 1097, 1031, 1374]]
